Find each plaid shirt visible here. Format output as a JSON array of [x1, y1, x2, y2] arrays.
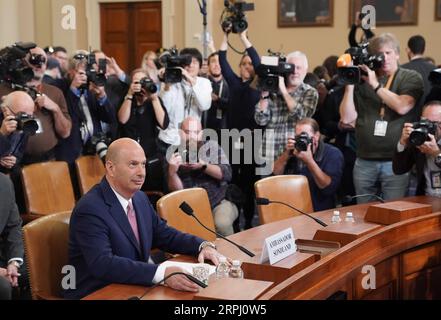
[[255, 83, 318, 163]]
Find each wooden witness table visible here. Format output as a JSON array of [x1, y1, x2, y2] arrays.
[[84, 196, 441, 300]]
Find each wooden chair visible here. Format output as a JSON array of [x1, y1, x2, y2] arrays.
[[21, 161, 75, 222], [255, 175, 313, 225], [75, 155, 105, 196], [156, 188, 216, 241], [23, 211, 71, 300]]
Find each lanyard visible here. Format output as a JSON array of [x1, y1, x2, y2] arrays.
[[379, 71, 396, 120]]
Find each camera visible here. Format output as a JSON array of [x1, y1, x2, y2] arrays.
[[86, 133, 112, 162], [158, 48, 192, 83], [337, 43, 385, 85], [256, 50, 294, 93], [294, 132, 313, 152], [28, 54, 47, 68], [221, 0, 255, 34], [409, 120, 438, 147], [429, 68, 441, 87], [13, 113, 39, 136], [0, 42, 36, 86], [85, 53, 107, 87], [139, 77, 158, 94]]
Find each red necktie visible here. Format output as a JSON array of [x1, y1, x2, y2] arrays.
[[127, 202, 140, 245]]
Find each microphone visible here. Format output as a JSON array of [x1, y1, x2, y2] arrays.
[[128, 272, 207, 300], [256, 197, 328, 227], [179, 202, 255, 257], [343, 194, 385, 205]]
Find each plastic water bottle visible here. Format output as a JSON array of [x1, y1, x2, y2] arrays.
[[229, 260, 244, 279], [345, 212, 356, 223], [216, 256, 230, 279], [331, 211, 342, 224]]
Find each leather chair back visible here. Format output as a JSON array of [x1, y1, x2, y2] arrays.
[[75, 155, 105, 195]]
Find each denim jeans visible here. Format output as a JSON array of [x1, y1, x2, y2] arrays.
[[353, 158, 410, 203]]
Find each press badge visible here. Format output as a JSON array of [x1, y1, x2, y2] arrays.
[[216, 108, 223, 120], [374, 120, 388, 137], [431, 171, 441, 189]]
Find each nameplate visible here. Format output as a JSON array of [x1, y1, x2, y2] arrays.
[[260, 228, 297, 265]]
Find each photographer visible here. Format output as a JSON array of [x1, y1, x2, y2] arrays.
[[273, 118, 344, 211], [157, 48, 212, 152], [118, 69, 169, 191], [56, 50, 116, 166], [393, 101, 441, 197], [0, 92, 36, 171], [219, 29, 260, 229], [339, 33, 424, 203], [255, 51, 318, 165], [167, 117, 238, 236]]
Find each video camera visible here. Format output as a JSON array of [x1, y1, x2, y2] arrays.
[[429, 68, 441, 87], [256, 50, 294, 93], [294, 132, 313, 153], [0, 42, 36, 86], [337, 43, 385, 85], [221, 0, 255, 34], [409, 120, 438, 147], [158, 47, 192, 83], [73, 52, 107, 89]]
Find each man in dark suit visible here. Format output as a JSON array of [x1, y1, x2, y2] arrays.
[[0, 173, 24, 300], [393, 101, 441, 196], [64, 138, 220, 299]]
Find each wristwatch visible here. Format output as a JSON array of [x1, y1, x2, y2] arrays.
[[435, 153, 441, 169], [125, 95, 133, 101], [199, 241, 216, 252]]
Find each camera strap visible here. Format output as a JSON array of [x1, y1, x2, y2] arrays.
[[379, 71, 396, 120]]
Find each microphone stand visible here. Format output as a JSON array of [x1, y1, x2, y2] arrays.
[[197, 0, 209, 59]]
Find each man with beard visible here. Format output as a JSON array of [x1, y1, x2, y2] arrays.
[[167, 117, 238, 236]]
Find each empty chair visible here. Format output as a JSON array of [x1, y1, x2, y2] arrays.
[[75, 155, 105, 196], [21, 161, 75, 221], [156, 188, 216, 241], [23, 211, 71, 300], [255, 175, 313, 225]]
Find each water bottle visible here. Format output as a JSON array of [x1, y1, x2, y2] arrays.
[[345, 212, 356, 223], [331, 211, 342, 224], [215, 256, 230, 279], [229, 260, 244, 279]]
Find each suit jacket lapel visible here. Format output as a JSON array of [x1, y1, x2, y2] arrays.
[[101, 178, 141, 255]]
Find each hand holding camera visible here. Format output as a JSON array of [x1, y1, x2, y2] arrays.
[[70, 70, 88, 90], [34, 93, 59, 113], [401, 121, 440, 156], [287, 133, 314, 164], [359, 64, 379, 89], [168, 153, 184, 175], [0, 115, 17, 136]]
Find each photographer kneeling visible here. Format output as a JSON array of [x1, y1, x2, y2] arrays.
[[167, 117, 238, 236], [273, 118, 344, 211], [393, 101, 441, 197]]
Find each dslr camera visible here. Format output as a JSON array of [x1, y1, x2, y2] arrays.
[[294, 132, 313, 153], [86, 132, 112, 162], [0, 42, 36, 86], [409, 120, 438, 147], [256, 50, 294, 93], [74, 52, 107, 89], [221, 0, 255, 34], [337, 43, 385, 85], [12, 113, 39, 136], [139, 77, 158, 95], [158, 48, 192, 83]]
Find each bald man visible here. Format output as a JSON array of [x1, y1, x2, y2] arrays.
[[65, 138, 220, 299], [0, 91, 36, 170], [0, 46, 71, 165]]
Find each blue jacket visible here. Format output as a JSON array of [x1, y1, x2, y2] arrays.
[[64, 178, 204, 299]]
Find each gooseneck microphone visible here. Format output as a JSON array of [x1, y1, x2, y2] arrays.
[[179, 202, 255, 257], [343, 194, 385, 205], [128, 272, 207, 300], [256, 198, 328, 227]]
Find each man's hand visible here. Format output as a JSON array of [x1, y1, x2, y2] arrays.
[[0, 268, 7, 278], [0, 156, 17, 169], [279, 76, 288, 95], [7, 263, 20, 288], [107, 57, 124, 78], [198, 245, 221, 266], [181, 162, 204, 171], [70, 71, 87, 90], [360, 65, 380, 89], [0, 116, 17, 136], [35, 94, 59, 113], [212, 93, 220, 102], [292, 142, 314, 165], [417, 134, 441, 157], [180, 68, 196, 86], [399, 123, 414, 147], [168, 153, 183, 175], [89, 82, 106, 100], [164, 266, 200, 293]]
